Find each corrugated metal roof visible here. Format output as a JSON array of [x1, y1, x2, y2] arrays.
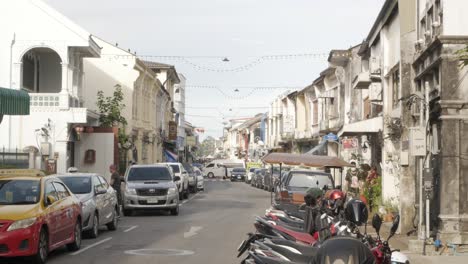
[[262, 153, 353, 168], [0, 87, 30, 115]]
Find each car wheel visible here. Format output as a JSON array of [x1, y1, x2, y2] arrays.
[[66, 221, 82, 251], [31, 227, 48, 264], [107, 207, 118, 231], [207, 172, 214, 178], [123, 209, 134, 216], [170, 206, 179, 216], [87, 213, 99, 238]]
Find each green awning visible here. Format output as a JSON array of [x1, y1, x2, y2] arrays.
[[0, 87, 30, 115]]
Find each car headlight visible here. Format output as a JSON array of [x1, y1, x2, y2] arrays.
[[126, 188, 137, 195], [7, 217, 37, 232], [168, 187, 177, 195]]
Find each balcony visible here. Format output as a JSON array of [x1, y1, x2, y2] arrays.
[[352, 71, 371, 90], [29, 93, 87, 123]]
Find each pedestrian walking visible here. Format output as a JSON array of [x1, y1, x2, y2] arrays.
[[109, 164, 122, 216]]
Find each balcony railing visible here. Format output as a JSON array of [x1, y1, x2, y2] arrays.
[[29, 93, 82, 108]]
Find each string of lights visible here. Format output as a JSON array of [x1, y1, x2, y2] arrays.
[[185, 85, 300, 100], [95, 51, 345, 72]]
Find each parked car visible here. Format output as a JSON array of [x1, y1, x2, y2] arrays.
[[246, 168, 257, 184], [275, 169, 334, 205], [183, 163, 198, 193], [253, 168, 267, 189], [262, 170, 274, 191], [230, 167, 246, 182], [165, 162, 189, 199], [193, 167, 204, 191], [57, 173, 119, 238], [122, 164, 180, 216], [0, 169, 82, 264]]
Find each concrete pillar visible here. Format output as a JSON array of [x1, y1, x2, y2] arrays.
[[60, 63, 69, 109]]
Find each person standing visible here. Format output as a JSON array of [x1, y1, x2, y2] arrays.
[[109, 164, 122, 215]]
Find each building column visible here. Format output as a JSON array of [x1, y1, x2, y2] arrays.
[[60, 62, 70, 109]]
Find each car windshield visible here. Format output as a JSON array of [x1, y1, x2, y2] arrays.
[[169, 164, 180, 173], [0, 179, 41, 205], [128, 167, 172, 181], [233, 168, 246, 173], [249, 168, 256, 172], [58, 176, 92, 194], [288, 172, 333, 189]]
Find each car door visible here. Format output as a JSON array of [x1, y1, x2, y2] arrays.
[[92, 176, 106, 224], [52, 181, 75, 243], [214, 164, 224, 177], [98, 176, 114, 223], [43, 180, 61, 247], [204, 163, 215, 176]]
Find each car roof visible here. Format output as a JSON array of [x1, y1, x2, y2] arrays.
[[130, 164, 169, 168], [54, 173, 100, 177], [289, 169, 331, 176]]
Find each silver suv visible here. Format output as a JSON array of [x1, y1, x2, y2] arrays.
[[122, 164, 180, 216]]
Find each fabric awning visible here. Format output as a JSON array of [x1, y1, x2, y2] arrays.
[[0, 87, 30, 115], [337, 116, 383, 136], [262, 152, 353, 168]]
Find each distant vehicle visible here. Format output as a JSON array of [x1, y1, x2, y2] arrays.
[[182, 163, 198, 193], [57, 173, 119, 238], [122, 164, 180, 216], [204, 159, 245, 178], [246, 167, 257, 184], [192, 163, 204, 170], [193, 167, 204, 191], [0, 169, 82, 264], [164, 162, 189, 199], [230, 167, 246, 182], [252, 168, 268, 189]]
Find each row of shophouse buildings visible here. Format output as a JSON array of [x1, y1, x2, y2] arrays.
[[224, 0, 468, 246], [0, 0, 198, 178]]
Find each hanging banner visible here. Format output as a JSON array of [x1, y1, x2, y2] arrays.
[[168, 121, 177, 141], [194, 127, 205, 134], [342, 138, 358, 149], [164, 149, 178, 162]]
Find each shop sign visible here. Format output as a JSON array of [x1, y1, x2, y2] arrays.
[[409, 127, 426, 156], [169, 121, 177, 141], [342, 138, 358, 149], [186, 136, 196, 146]]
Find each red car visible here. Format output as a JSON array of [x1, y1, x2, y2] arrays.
[[0, 170, 82, 263]]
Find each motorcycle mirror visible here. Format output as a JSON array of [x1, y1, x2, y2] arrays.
[[372, 214, 382, 236], [390, 215, 400, 235]]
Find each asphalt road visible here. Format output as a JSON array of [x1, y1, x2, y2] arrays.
[[4, 180, 271, 264]]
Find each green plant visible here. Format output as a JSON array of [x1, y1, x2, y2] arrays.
[[96, 85, 128, 145], [364, 175, 382, 212], [384, 116, 402, 142], [456, 45, 468, 67]]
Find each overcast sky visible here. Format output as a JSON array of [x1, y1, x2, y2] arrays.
[[45, 0, 385, 139]]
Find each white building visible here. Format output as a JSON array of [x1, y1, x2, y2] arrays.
[[0, 0, 101, 173], [174, 74, 187, 160], [83, 37, 167, 169]]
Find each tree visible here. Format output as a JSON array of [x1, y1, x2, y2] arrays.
[[456, 45, 468, 67], [96, 85, 128, 145]]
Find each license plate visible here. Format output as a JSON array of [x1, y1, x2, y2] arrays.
[[147, 198, 159, 204], [238, 176, 242, 179]]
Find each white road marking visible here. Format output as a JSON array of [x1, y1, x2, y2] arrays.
[[70, 237, 112, 256], [183, 226, 203, 238], [180, 192, 200, 206], [124, 225, 138, 233]]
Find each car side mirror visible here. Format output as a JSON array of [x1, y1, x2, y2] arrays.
[[46, 195, 57, 205], [174, 176, 181, 182], [95, 188, 107, 195]]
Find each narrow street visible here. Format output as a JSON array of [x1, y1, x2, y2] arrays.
[[32, 181, 268, 264]]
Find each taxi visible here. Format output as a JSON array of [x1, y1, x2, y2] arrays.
[[0, 169, 82, 264]]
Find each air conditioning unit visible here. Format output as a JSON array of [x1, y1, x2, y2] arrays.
[[370, 57, 381, 75]]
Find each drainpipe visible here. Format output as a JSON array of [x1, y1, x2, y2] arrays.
[[8, 33, 16, 150]]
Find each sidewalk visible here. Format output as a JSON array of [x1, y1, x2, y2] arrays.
[[376, 223, 468, 263]]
